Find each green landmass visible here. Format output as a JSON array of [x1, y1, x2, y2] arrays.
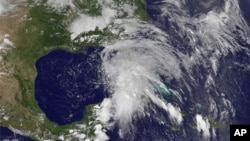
[[75, 0, 102, 16], [134, 0, 149, 21], [208, 119, 222, 128]]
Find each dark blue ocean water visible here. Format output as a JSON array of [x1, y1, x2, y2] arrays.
[[35, 47, 107, 125], [0, 126, 34, 141], [239, 0, 250, 27], [106, 1, 250, 141]]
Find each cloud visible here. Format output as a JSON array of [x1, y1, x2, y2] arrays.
[[47, 0, 75, 10], [196, 114, 210, 138]]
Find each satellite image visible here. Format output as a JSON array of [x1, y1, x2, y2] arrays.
[[0, 0, 250, 141]]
